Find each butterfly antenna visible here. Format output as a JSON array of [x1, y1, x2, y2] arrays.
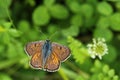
[[49, 31, 58, 40], [38, 29, 48, 39]]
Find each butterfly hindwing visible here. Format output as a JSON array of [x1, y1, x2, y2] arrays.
[[44, 52, 60, 72], [30, 52, 43, 69], [52, 42, 71, 62]]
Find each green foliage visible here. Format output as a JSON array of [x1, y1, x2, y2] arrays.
[[0, 0, 120, 80], [116, 2, 120, 10], [0, 22, 21, 44], [62, 25, 80, 37], [103, 45, 117, 63], [96, 16, 110, 28], [90, 60, 119, 80], [94, 28, 113, 42], [81, 4, 94, 18], [44, 0, 55, 7], [0, 73, 12, 80], [97, 2, 113, 16], [110, 12, 120, 31], [67, 0, 81, 13], [68, 36, 89, 64], [71, 14, 82, 26], [0, 0, 12, 19], [32, 5, 50, 26], [49, 4, 69, 19], [0, 0, 12, 8]]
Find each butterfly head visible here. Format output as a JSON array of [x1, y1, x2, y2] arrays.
[[45, 39, 51, 43]]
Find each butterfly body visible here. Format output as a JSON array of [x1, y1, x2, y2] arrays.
[[42, 40, 52, 68], [25, 40, 71, 72]]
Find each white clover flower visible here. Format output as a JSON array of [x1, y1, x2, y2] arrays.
[[87, 38, 108, 59]]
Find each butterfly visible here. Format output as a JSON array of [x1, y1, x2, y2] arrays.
[[24, 40, 71, 72]]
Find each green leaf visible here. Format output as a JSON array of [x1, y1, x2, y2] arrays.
[[0, 45, 5, 54], [0, 0, 12, 8], [7, 43, 17, 58], [91, 60, 119, 80], [97, 2, 113, 16], [2, 22, 12, 29], [0, 20, 6, 24], [94, 60, 102, 69], [108, 69, 115, 77], [71, 14, 83, 26], [76, 76, 85, 80], [47, 24, 58, 34], [94, 28, 113, 42], [0, 0, 12, 18], [68, 1, 81, 13], [44, 0, 55, 7], [7, 42, 25, 59], [116, 2, 120, 10], [2, 32, 10, 44], [49, 4, 69, 19], [110, 13, 120, 31], [96, 16, 110, 28], [8, 29, 22, 37], [113, 76, 119, 80], [32, 5, 50, 26], [27, 29, 40, 40], [0, 26, 6, 32], [61, 67, 78, 79], [103, 77, 110, 80], [98, 73, 105, 80], [18, 20, 30, 32], [86, 0, 98, 5], [90, 74, 100, 80], [0, 59, 19, 69], [67, 36, 88, 64], [62, 25, 79, 37], [0, 7, 8, 18], [81, 4, 94, 18], [102, 65, 110, 74], [91, 60, 102, 73], [103, 45, 117, 63], [0, 73, 12, 80], [84, 17, 95, 28], [25, 0, 35, 7]]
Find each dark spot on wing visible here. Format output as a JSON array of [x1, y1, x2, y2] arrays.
[[59, 46, 62, 50], [34, 43, 37, 47]]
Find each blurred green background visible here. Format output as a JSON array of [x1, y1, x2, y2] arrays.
[[0, 0, 120, 80]]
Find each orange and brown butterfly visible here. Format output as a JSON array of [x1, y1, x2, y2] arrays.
[[24, 40, 71, 72]]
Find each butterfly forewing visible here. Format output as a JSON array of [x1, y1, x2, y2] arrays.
[[52, 42, 71, 62], [25, 41, 45, 69], [25, 41, 44, 56]]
